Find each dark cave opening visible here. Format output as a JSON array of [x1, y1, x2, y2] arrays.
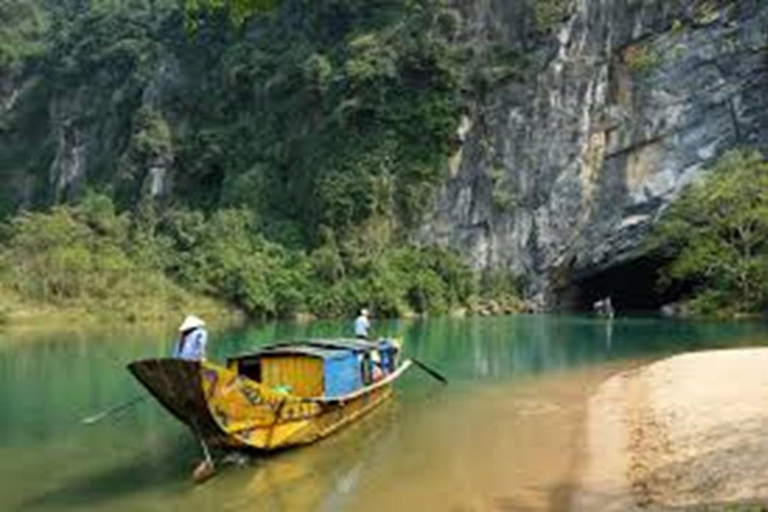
[[566, 256, 689, 314]]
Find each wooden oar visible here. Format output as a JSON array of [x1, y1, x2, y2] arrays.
[[412, 358, 448, 384], [82, 395, 147, 425], [191, 436, 216, 484], [190, 418, 218, 484]]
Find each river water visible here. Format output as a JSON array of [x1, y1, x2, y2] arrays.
[[2, 315, 767, 512]]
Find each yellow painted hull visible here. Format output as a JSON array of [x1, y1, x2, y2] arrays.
[[128, 358, 410, 451]]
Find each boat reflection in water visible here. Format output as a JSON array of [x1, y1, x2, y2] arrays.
[[233, 400, 402, 512]]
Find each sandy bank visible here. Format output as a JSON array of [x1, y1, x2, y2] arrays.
[[574, 348, 768, 511]]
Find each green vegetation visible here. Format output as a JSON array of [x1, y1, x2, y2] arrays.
[[0, 0, 530, 323], [534, 0, 571, 31], [695, 0, 720, 25], [2, 0, 464, 237], [182, 0, 281, 28], [623, 43, 660, 75], [0, 193, 518, 320], [0, 193, 228, 322], [722, 506, 765, 512], [0, 0, 47, 71], [491, 165, 517, 213], [650, 150, 768, 317]]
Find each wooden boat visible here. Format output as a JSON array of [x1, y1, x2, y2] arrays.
[[128, 338, 411, 451]]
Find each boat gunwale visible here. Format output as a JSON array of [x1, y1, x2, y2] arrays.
[[128, 357, 413, 405], [303, 359, 412, 403]]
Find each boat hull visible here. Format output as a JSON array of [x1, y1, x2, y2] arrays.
[[128, 358, 409, 451]]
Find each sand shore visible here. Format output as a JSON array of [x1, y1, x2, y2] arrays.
[[573, 348, 768, 511]]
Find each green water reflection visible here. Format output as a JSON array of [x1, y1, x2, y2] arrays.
[[1, 315, 766, 512]]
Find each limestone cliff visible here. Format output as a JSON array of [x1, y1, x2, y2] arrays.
[[419, 0, 768, 307], [3, 0, 767, 311]]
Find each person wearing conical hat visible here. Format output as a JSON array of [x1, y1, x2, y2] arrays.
[[173, 315, 208, 360]]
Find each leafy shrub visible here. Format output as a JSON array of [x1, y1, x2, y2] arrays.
[[623, 44, 660, 75], [650, 150, 768, 315], [491, 166, 518, 212], [0, 193, 209, 320], [0, 0, 47, 71], [534, 0, 572, 31], [695, 0, 720, 25], [0, 192, 521, 320]]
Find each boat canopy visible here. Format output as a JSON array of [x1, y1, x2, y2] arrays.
[[232, 338, 380, 358], [227, 339, 394, 399]]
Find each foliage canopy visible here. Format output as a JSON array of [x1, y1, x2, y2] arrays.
[[0, 194, 506, 320], [651, 150, 768, 315], [0, 0, 530, 320]]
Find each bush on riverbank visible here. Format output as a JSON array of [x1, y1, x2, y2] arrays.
[[0, 194, 522, 322], [650, 150, 768, 317], [0, 193, 229, 323]]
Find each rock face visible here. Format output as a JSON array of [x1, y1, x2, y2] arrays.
[[419, 0, 768, 307], [1, 47, 181, 211], [4, 1, 768, 310]]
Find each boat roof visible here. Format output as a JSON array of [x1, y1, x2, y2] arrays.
[[229, 338, 383, 361]]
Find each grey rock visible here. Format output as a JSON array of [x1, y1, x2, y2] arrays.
[[50, 120, 87, 202], [419, 0, 768, 308]]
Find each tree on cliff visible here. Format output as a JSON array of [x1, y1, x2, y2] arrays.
[[651, 150, 768, 315], [0, 0, 47, 71], [0, 0, 525, 320], [182, 0, 280, 27]]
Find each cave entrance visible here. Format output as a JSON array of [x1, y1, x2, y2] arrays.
[[567, 256, 685, 314]]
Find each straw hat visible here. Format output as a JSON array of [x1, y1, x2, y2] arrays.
[[360, 308, 370, 316], [179, 315, 205, 332]]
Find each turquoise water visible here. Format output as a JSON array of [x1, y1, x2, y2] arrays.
[[1, 315, 767, 512]]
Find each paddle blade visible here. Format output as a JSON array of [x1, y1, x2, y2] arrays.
[[192, 460, 216, 484], [412, 358, 448, 384]]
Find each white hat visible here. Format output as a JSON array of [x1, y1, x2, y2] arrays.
[[361, 308, 369, 316], [179, 315, 205, 332]]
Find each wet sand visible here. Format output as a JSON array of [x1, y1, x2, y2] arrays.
[[574, 348, 768, 511]]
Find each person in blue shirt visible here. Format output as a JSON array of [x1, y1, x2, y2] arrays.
[[354, 308, 371, 340], [173, 315, 208, 360]]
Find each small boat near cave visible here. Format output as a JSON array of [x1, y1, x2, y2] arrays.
[[128, 338, 412, 451]]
